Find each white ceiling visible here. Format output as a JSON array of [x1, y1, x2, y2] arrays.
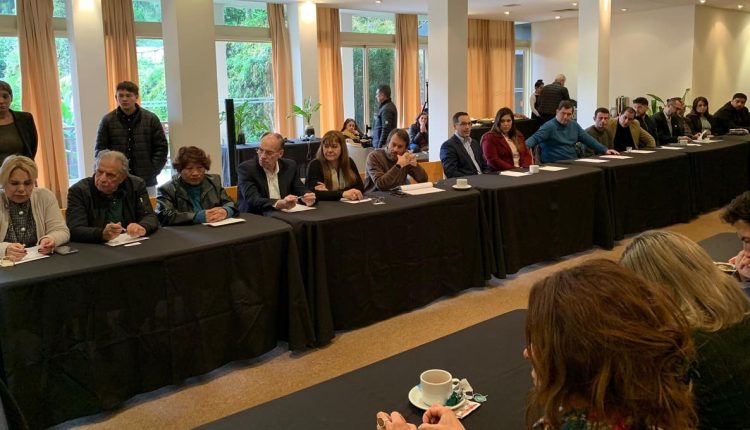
[[284, 0, 748, 23]]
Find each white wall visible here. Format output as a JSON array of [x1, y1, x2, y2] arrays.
[[693, 6, 750, 110], [609, 6, 695, 105], [531, 18, 579, 99]]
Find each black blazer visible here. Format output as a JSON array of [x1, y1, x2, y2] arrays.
[[10, 110, 37, 159], [237, 157, 307, 214], [652, 111, 686, 145], [305, 158, 364, 201], [636, 114, 657, 139], [685, 113, 717, 135], [439, 135, 487, 178]]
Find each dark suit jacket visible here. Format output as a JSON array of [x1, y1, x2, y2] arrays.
[[440, 135, 487, 178], [237, 158, 307, 214], [685, 113, 717, 135], [652, 111, 687, 145], [636, 114, 657, 139]]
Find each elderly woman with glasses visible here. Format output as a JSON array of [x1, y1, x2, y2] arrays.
[[0, 155, 69, 261], [156, 146, 238, 226]]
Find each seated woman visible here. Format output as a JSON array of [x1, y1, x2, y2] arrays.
[[156, 146, 238, 226], [686, 97, 717, 136], [376, 259, 696, 430], [407, 112, 428, 152], [620, 230, 750, 430], [306, 131, 364, 201], [481, 107, 532, 172], [341, 118, 363, 142], [0, 155, 69, 261]]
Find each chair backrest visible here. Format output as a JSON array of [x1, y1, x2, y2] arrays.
[[347, 144, 373, 175], [421, 161, 445, 182], [225, 185, 238, 202]]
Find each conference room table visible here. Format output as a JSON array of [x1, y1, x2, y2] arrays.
[[270, 188, 489, 345], [569, 149, 693, 240], [0, 215, 313, 429], [199, 309, 531, 430], [221, 138, 321, 184], [442, 164, 612, 278]]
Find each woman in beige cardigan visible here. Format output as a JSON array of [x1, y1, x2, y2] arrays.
[[0, 155, 68, 261]]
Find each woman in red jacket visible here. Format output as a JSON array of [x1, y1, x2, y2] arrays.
[[480, 107, 533, 172]]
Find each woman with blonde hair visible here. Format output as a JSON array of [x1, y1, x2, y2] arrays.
[[306, 131, 364, 201], [621, 230, 750, 429], [0, 155, 68, 261]]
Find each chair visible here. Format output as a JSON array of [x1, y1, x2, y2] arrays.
[[225, 185, 238, 202], [347, 144, 373, 175], [421, 161, 445, 182]]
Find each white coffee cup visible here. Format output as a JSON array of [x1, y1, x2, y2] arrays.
[[529, 164, 540, 174], [420, 369, 454, 406], [456, 178, 468, 187]]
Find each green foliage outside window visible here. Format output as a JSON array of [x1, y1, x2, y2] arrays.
[[133, 0, 161, 22], [351, 16, 394, 34], [223, 5, 268, 27]]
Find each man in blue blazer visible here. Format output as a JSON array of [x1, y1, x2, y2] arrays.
[[440, 111, 488, 178], [237, 132, 316, 214]]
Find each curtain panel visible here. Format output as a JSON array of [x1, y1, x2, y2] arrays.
[[17, 0, 69, 205], [268, 3, 296, 138], [395, 14, 420, 129], [316, 6, 344, 134], [467, 19, 515, 119], [102, 0, 139, 111]]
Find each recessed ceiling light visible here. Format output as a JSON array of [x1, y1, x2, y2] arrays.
[[621, 8, 628, 11], [739, 4, 744, 8], [375, 0, 382, 3], [504, 11, 510, 15], [572, 2, 578, 6], [699, 0, 706, 3], [555, 15, 561, 19]]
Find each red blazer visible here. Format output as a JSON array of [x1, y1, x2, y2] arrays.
[[481, 130, 533, 171]]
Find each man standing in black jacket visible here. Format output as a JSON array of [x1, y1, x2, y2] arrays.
[[536, 74, 570, 123], [372, 85, 397, 149], [95, 81, 168, 196], [714, 93, 750, 135]]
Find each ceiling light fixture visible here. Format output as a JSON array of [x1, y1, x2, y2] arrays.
[[699, 0, 706, 3], [621, 8, 628, 11], [375, 0, 382, 3], [555, 15, 561, 19], [504, 11, 510, 15], [572, 2, 578, 6], [739, 4, 744, 8]]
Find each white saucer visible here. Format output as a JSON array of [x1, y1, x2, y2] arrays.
[[452, 184, 472, 190], [408, 385, 467, 410]]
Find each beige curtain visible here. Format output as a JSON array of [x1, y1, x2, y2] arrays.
[[102, 0, 139, 111], [395, 14, 420, 128], [467, 19, 515, 119], [17, 0, 69, 205], [268, 3, 296, 137], [316, 6, 344, 134]]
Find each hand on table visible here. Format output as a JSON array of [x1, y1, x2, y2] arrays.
[[421, 406, 465, 430], [275, 195, 298, 210], [38, 238, 55, 254], [126, 223, 146, 238], [102, 222, 124, 241], [315, 181, 329, 192], [301, 192, 316, 206], [342, 188, 363, 200], [205, 207, 229, 223], [605, 149, 620, 155], [376, 411, 416, 430], [5, 243, 26, 262]]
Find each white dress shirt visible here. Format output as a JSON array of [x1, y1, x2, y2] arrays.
[[264, 162, 281, 199], [457, 133, 482, 174]]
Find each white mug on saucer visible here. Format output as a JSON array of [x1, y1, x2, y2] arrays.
[[456, 178, 468, 187], [529, 164, 540, 174], [420, 369, 454, 406]]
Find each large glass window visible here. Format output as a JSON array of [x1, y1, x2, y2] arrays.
[[0, 37, 21, 109], [136, 38, 170, 183], [515, 48, 529, 115], [133, 0, 161, 22], [418, 47, 427, 112], [0, 0, 14, 15], [56, 37, 80, 181], [368, 48, 395, 125], [351, 15, 394, 34], [52, 0, 65, 17], [218, 0, 268, 27], [343, 47, 395, 132]]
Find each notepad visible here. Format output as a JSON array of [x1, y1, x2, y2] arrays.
[[400, 182, 445, 195], [658, 146, 684, 150], [340, 198, 373, 204], [500, 170, 530, 177], [15, 245, 51, 264], [600, 155, 633, 159], [281, 204, 317, 213], [628, 150, 655, 154], [106, 233, 149, 247], [539, 166, 568, 172], [576, 158, 609, 163], [203, 217, 246, 227]]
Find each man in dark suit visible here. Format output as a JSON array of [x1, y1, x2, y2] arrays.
[[652, 97, 690, 145], [632, 97, 657, 138], [237, 132, 315, 214], [440, 112, 488, 178], [714, 93, 750, 135]]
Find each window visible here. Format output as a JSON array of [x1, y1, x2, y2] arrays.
[[0, 0, 14, 15], [136, 38, 170, 183], [367, 48, 395, 125], [218, 0, 268, 27], [133, 0, 161, 23], [418, 47, 427, 112], [0, 37, 21, 109], [351, 14, 394, 34], [52, 0, 65, 17], [514, 47, 530, 115], [342, 47, 395, 131], [56, 37, 80, 181]]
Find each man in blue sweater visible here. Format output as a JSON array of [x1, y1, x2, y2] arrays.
[[526, 100, 618, 163]]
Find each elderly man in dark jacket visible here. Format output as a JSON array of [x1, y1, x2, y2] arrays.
[[95, 81, 168, 195], [67, 150, 158, 243], [372, 84, 398, 149]]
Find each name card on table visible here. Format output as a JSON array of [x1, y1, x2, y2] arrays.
[[340, 198, 373, 204], [600, 155, 633, 160], [658, 146, 685, 150], [281, 205, 317, 213], [628, 150, 655, 154], [203, 217, 246, 227], [400, 182, 445, 195], [539, 166, 568, 172]]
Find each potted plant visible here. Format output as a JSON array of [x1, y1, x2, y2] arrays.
[[646, 88, 691, 116], [289, 97, 321, 138]]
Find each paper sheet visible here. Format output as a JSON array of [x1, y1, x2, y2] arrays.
[[686, 143, 703, 147], [340, 198, 373, 204], [281, 204, 317, 213], [659, 146, 685, 150], [600, 155, 633, 159], [628, 150, 655, 154], [693, 139, 722, 144], [403, 187, 445, 195], [500, 170, 530, 177], [15, 245, 51, 264], [576, 158, 609, 163], [539, 166, 568, 172], [401, 182, 435, 191], [106, 233, 149, 247], [202, 217, 246, 227]]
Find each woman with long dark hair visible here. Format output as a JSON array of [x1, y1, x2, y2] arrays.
[[306, 131, 364, 201], [481, 107, 532, 171], [685, 97, 717, 135]]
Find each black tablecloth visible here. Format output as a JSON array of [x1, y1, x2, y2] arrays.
[[0, 215, 313, 429], [570, 150, 693, 240], [221, 139, 321, 185], [271, 189, 488, 343], [445, 165, 612, 277], [199, 309, 531, 430]]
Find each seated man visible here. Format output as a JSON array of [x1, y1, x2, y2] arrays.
[[721, 191, 750, 282], [364, 128, 427, 193], [604, 107, 656, 151], [713, 93, 750, 135], [67, 150, 158, 243], [582, 108, 612, 157], [526, 101, 618, 163], [440, 111, 488, 178], [237, 132, 315, 214], [632, 96, 657, 138], [653, 97, 691, 145]]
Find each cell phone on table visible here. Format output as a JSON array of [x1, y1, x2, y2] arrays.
[[54, 245, 79, 255], [390, 189, 407, 197]]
